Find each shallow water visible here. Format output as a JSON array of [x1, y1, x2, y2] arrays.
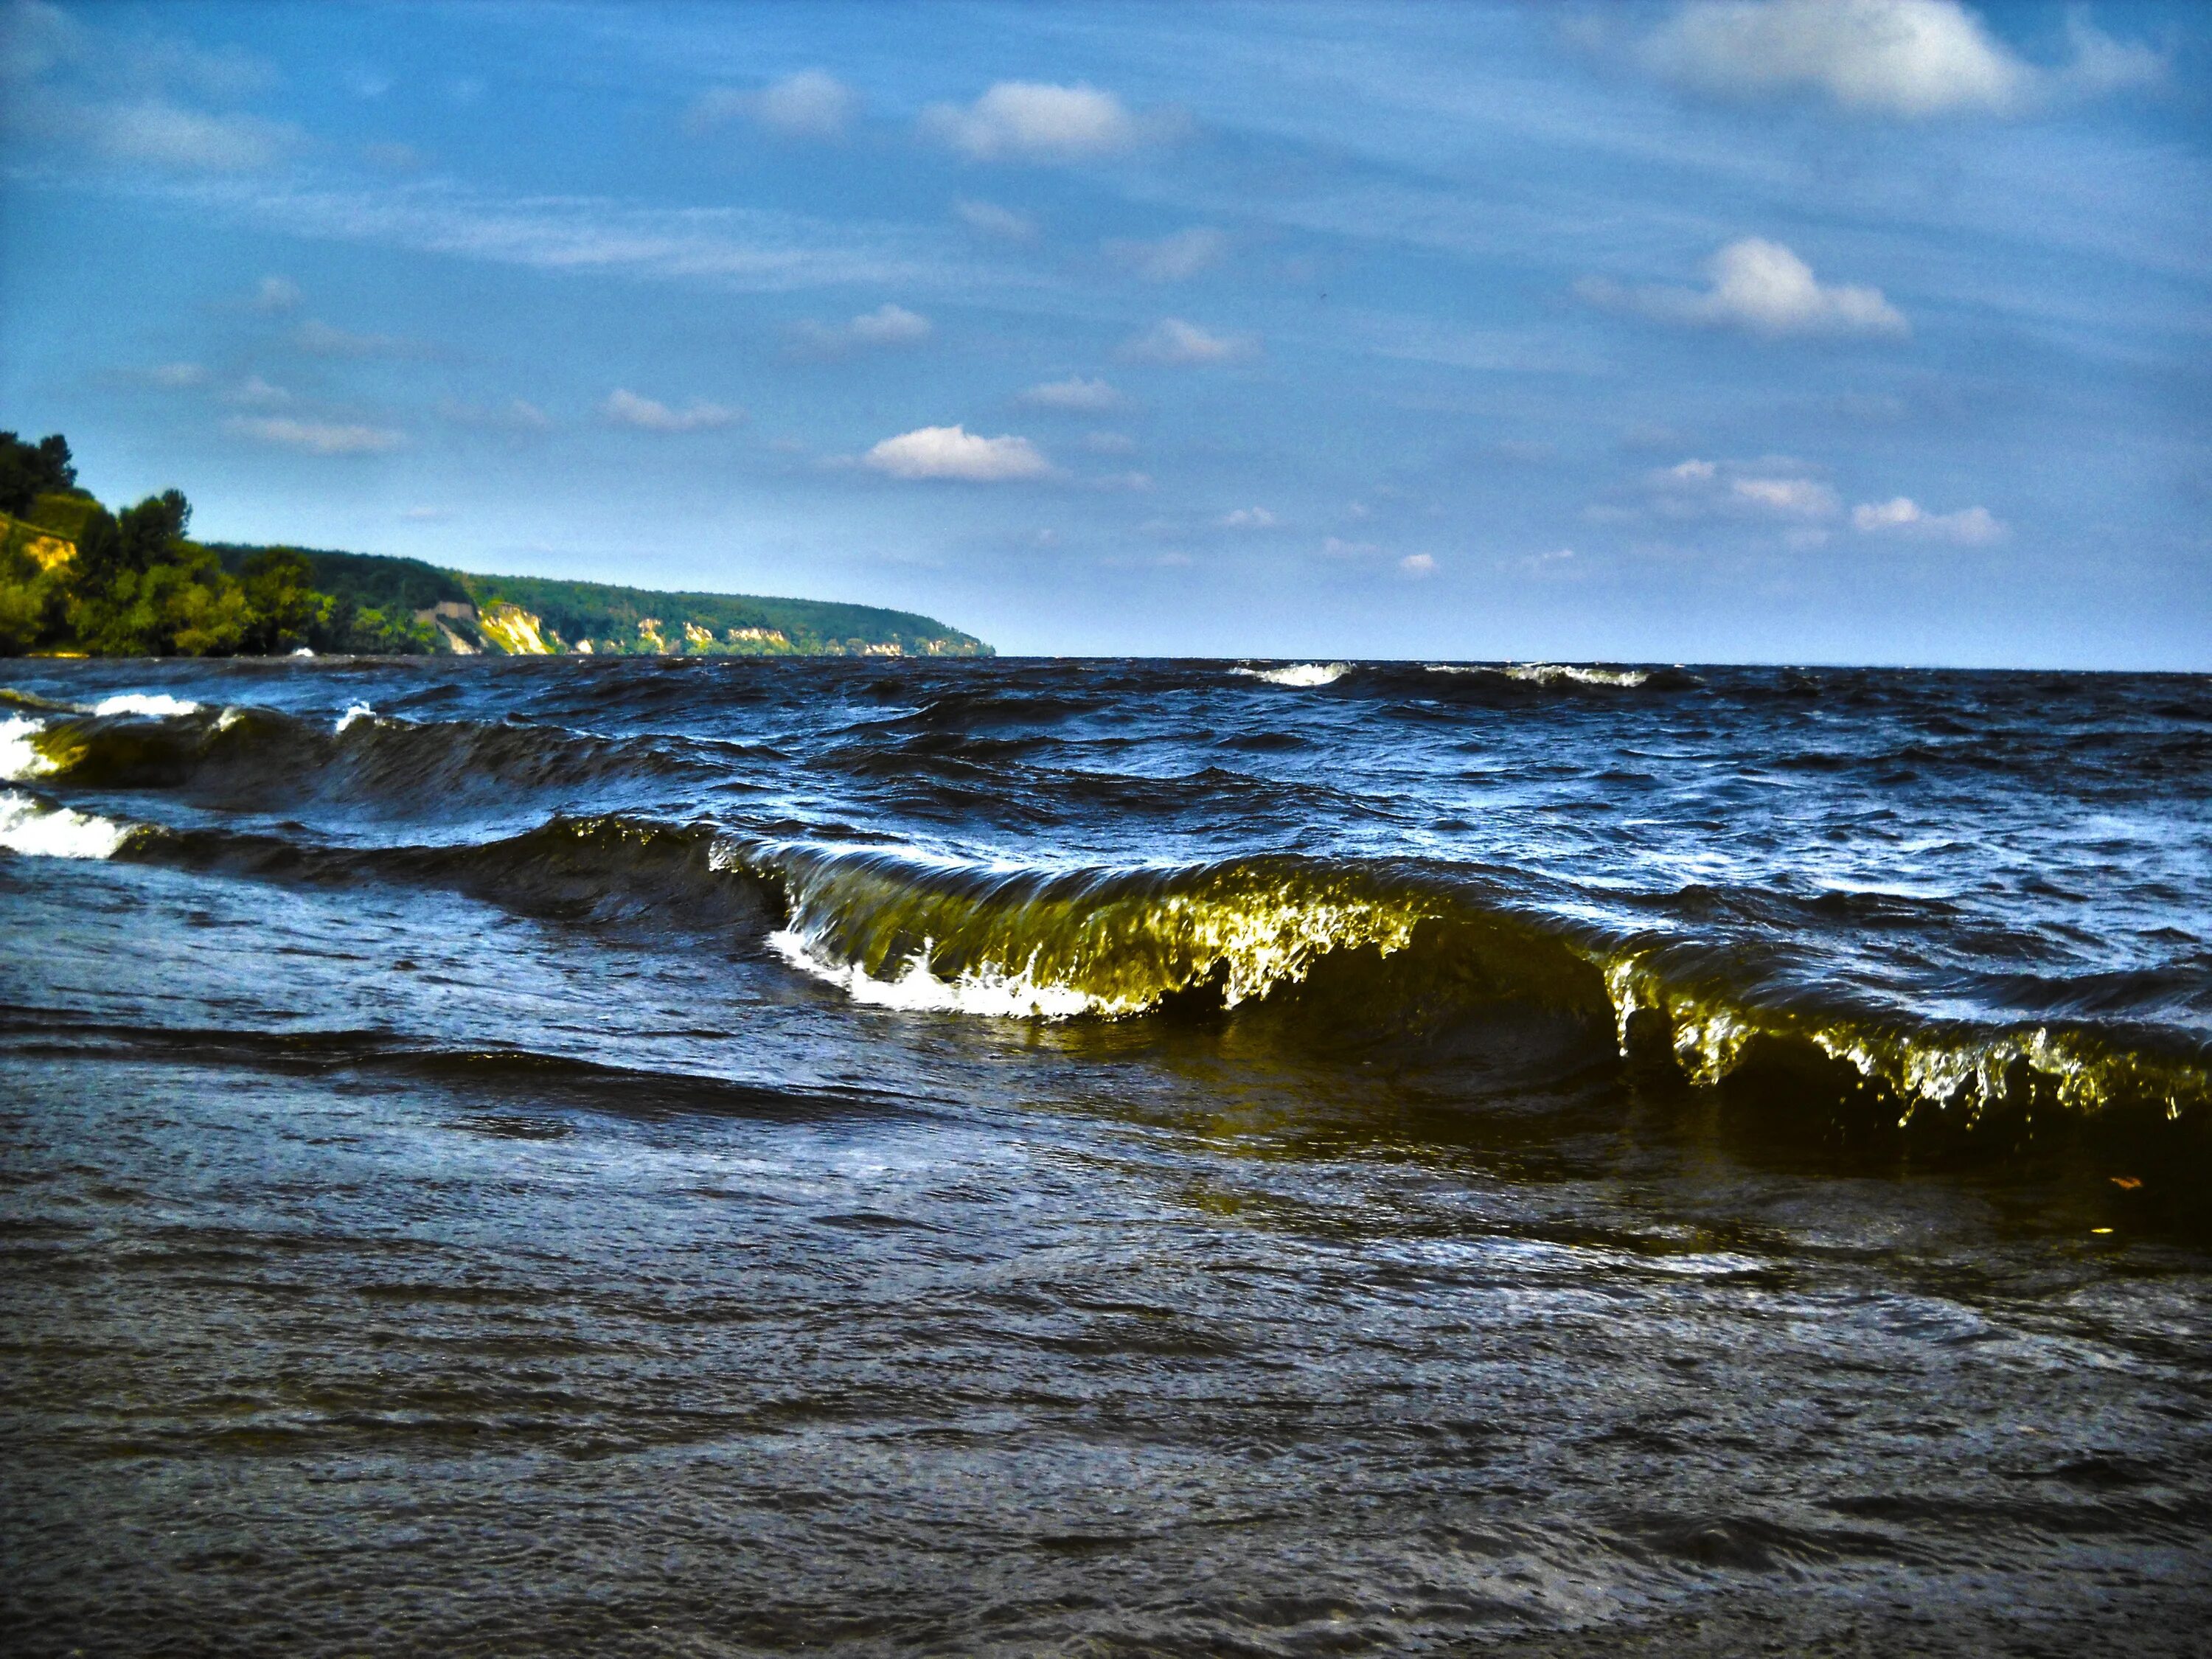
[[3, 656, 2209, 1654]]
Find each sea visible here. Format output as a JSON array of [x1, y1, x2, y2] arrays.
[[3, 655, 2210, 1655]]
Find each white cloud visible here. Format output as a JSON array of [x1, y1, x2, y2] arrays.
[[143, 361, 206, 388], [864, 425, 1052, 482], [115, 178, 950, 296], [251, 274, 300, 313], [1582, 238, 1906, 339], [1645, 456, 1841, 521], [2, 3, 296, 169], [1731, 476, 1839, 516], [1851, 495, 2006, 543], [294, 319, 411, 356], [788, 302, 933, 357], [953, 198, 1037, 241], [1639, 0, 2157, 119], [1119, 318, 1253, 365], [226, 416, 403, 455], [226, 375, 289, 406], [1399, 553, 1438, 577], [1222, 507, 1277, 529], [79, 99, 295, 170], [921, 81, 1146, 162], [1020, 376, 1123, 412], [1105, 227, 1229, 282], [688, 70, 860, 140], [605, 389, 739, 432]]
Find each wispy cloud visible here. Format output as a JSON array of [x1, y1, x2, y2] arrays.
[[786, 302, 933, 358], [293, 319, 414, 356], [864, 425, 1052, 481], [1399, 553, 1437, 577], [226, 375, 289, 406], [1638, 0, 2160, 119], [1221, 507, 1277, 529], [1020, 376, 1124, 412], [605, 389, 738, 432], [226, 416, 404, 454], [1105, 227, 1229, 282], [1639, 456, 1843, 521], [150, 178, 960, 296], [686, 70, 860, 140], [250, 274, 300, 313], [2, 2, 297, 172], [437, 397, 550, 430], [1119, 318, 1254, 365], [1580, 239, 1907, 339], [922, 81, 1161, 162], [953, 198, 1037, 242], [1852, 495, 2006, 543]]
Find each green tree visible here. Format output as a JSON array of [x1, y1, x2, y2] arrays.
[[239, 549, 330, 653], [0, 432, 78, 516]]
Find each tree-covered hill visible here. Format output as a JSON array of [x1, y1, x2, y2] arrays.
[[1, 428, 992, 660]]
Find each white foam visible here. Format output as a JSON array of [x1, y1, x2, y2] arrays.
[[1427, 663, 1649, 688], [768, 928, 1106, 1020], [0, 790, 128, 859], [1233, 661, 1350, 688], [90, 693, 202, 717], [335, 701, 377, 733], [1, 715, 54, 782]]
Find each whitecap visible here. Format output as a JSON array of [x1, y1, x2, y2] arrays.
[[1425, 663, 1649, 688], [1, 715, 55, 782], [335, 702, 377, 733], [1232, 661, 1350, 688], [0, 790, 129, 859], [91, 693, 203, 717], [768, 929, 1105, 1020]]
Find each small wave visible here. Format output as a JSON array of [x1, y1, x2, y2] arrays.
[[1233, 662, 1352, 688], [90, 694, 203, 718], [1428, 663, 1652, 689], [0, 790, 131, 859], [335, 702, 378, 733], [1, 715, 55, 782], [733, 838, 2210, 1128], [739, 842, 1445, 1020]]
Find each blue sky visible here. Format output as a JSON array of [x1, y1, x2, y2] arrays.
[[1, 1, 2206, 664]]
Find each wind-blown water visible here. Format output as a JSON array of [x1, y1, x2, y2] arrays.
[[4, 656, 2209, 1654]]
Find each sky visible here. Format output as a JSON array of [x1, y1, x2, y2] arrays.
[[1, 0, 2207, 666]]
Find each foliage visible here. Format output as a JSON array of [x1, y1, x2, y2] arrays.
[[0, 425, 990, 659], [455, 571, 992, 657], [0, 431, 83, 516]]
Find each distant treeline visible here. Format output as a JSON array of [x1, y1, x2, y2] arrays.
[[1, 431, 429, 657], [0, 428, 991, 660]]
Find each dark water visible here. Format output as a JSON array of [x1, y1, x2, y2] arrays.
[[3, 656, 2210, 1655]]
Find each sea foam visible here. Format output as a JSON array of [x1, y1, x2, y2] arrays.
[[91, 694, 203, 717], [0, 790, 129, 859], [1234, 662, 1351, 687], [1, 716, 55, 782]]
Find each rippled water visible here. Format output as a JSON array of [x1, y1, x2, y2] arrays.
[[4, 656, 2209, 1654]]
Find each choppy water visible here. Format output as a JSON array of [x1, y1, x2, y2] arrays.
[[4, 656, 2210, 1655]]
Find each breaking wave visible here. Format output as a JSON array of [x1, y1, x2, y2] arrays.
[[0, 790, 133, 860], [1233, 662, 1352, 687], [728, 839, 2210, 1130]]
